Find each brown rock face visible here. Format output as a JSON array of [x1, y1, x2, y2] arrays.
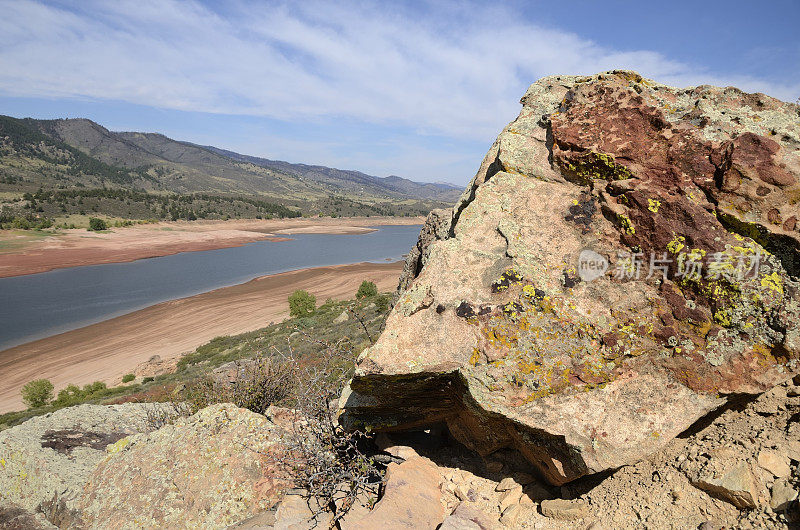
[[341, 71, 800, 485], [397, 208, 452, 292], [348, 456, 445, 529]]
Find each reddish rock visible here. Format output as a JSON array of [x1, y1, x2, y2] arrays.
[[342, 71, 800, 485], [348, 456, 445, 529]]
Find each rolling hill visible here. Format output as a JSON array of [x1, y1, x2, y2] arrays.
[[0, 115, 461, 223], [200, 145, 461, 202], [0, 115, 461, 201]]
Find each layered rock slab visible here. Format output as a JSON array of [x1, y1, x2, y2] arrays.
[[341, 71, 800, 485]]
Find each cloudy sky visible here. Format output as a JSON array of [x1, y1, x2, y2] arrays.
[[1, 0, 798, 184]]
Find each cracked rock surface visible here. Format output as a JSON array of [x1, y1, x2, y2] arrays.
[[341, 71, 800, 485]]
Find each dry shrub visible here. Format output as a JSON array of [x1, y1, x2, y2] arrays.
[[269, 333, 382, 526], [142, 401, 193, 431], [185, 355, 296, 414], [171, 329, 382, 525]]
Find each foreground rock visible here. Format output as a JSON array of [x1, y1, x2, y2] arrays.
[[76, 403, 290, 528], [342, 71, 800, 485], [689, 457, 762, 509], [0, 403, 167, 516], [3, 379, 797, 528], [0, 403, 294, 529], [348, 456, 445, 529]]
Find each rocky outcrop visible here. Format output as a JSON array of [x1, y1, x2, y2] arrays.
[[342, 71, 800, 485], [348, 456, 445, 529], [77, 403, 291, 529], [397, 208, 452, 292], [347, 363, 800, 529], [133, 354, 179, 379], [0, 403, 168, 517], [0, 403, 294, 529]]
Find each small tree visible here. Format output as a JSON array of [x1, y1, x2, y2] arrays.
[[356, 280, 377, 299], [289, 290, 316, 317], [88, 217, 107, 231], [21, 379, 54, 408], [83, 381, 107, 394]]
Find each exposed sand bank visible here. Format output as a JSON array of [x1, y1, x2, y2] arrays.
[[0, 216, 422, 278], [0, 261, 404, 413]]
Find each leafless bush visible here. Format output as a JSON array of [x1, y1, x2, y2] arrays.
[[141, 401, 192, 431], [346, 298, 393, 345], [172, 327, 383, 526], [270, 333, 382, 527], [185, 354, 297, 414]]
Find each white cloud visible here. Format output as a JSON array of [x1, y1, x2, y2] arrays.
[[1, 0, 797, 146]]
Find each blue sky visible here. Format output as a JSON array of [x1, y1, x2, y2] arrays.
[[1, 0, 798, 185]]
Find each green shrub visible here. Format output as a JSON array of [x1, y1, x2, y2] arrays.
[[356, 280, 378, 299], [83, 381, 107, 394], [55, 384, 85, 405], [142, 376, 154, 383], [21, 379, 54, 408], [11, 217, 30, 229], [122, 373, 135, 383], [375, 294, 390, 312], [289, 290, 316, 317], [88, 217, 107, 231]]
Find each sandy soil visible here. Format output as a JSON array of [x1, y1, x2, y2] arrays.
[[0, 216, 422, 278], [0, 261, 403, 413]]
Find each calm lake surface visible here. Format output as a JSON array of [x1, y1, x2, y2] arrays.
[[0, 224, 420, 351]]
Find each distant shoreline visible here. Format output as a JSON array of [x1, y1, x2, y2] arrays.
[[0, 260, 405, 414], [0, 216, 423, 278]]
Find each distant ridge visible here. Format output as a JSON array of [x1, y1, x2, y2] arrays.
[[0, 114, 462, 204], [199, 144, 462, 202]]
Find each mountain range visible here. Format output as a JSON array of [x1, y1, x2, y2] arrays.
[[0, 115, 462, 209]]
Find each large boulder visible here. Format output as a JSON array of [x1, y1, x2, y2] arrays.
[[0, 403, 167, 516], [76, 403, 291, 529], [341, 71, 800, 485]]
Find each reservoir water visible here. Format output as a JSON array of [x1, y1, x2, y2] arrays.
[[0, 224, 420, 351]]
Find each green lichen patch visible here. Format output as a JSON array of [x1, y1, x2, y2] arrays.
[[472, 277, 666, 405], [491, 268, 524, 293], [617, 213, 636, 235], [557, 151, 634, 184]]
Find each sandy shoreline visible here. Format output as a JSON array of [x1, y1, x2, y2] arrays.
[[0, 261, 404, 413], [0, 216, 423, 278]]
